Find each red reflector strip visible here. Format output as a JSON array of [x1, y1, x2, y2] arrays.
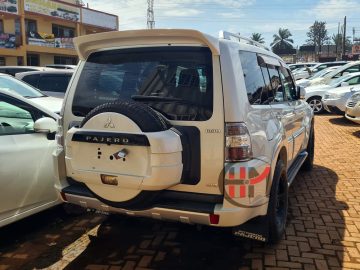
[[209, 214, 220, 224], [60, 191, 67, 202], [229, 185, 235, 198]]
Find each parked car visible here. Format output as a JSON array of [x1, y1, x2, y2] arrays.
[[0, 66, 53, 77], [0, 89, 61, 228], [289, 62, 317, 71], [0, 73, 63, 113], [305, 72, 360, 113], [296, 66, 340, 88], [53, 29, 314, 244], [16, 70, 74, 98], [293, 61, 347, 81], [46, 64, 77, 70], [345, 92, 360, 124], [307, 61, 360, 87], [323, 87, 360, 114]]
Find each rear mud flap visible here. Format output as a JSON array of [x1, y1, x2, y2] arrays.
[[232, 215, 269, 242]]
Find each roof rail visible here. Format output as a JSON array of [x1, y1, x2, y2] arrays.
[[219, 30, 269, 51]]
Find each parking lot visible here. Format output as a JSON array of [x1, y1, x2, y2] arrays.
[[0, 114, 359, 270]]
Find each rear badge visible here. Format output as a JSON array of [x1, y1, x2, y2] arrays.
[[100, 174, 118, 186]]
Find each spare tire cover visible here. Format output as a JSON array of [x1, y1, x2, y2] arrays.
[[69, 100, 176, 209]]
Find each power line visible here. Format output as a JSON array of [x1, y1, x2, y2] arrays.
[[147, 0, 155, 29]]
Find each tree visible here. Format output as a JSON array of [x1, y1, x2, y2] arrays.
[[332, 33, 352, 52], [306, 21, 329, 52], [250, 33, 265, 44], [271, 28, 294, 53]]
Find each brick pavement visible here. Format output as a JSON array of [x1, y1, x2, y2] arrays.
[[0, 114, 359, 270]]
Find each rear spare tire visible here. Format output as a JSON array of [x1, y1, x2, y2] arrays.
[[65, 101, 183, 209]]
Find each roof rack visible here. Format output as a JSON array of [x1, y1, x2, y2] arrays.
[[219, 30, 270, 51]]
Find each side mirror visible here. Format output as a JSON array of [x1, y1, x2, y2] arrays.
[[34, 117, 57, 133], [297, 85, 306, 100], [340, 82, 349, 87]]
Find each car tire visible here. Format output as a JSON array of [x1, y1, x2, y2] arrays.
[[307, 97, 324, 114], [81, 100, 170, 132], [267, 159, 288, 244], [301, 121, 315, 171], [80, 100, 171, 209]]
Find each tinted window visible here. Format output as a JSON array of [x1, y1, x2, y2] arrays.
[[38, 75, 71, 93], [73, 47, 213, 121], [260, 66, 273, 104], [279, 67, 297, 101], [22, 74, 40, 87], [239, 51, 267, 105], [267, 65, 284, 102]]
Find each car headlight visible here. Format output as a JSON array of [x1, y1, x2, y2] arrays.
[[350, 93, 360, 102]]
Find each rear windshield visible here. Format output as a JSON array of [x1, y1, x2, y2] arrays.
[[72, 46, 213, 121]]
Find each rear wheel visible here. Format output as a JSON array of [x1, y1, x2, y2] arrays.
[[267, 160, 288, 244], [307, 97, 323, 114]]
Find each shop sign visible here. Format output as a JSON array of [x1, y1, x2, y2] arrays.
[[0, 33, 16, 49], [82, 8, 117, 30], [24, 0, 80, 22], [0, 0, 19, 15], [352, 45, 360, 54]]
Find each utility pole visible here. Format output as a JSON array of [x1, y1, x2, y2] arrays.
[[342, 16, 346, 58], [147, 0, 155, 29], [335, 22, 340, 58]]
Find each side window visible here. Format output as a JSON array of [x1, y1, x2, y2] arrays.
[[267, 65, 284, 102], [22, 74, 40, 88], [0, 99, 34, 135], [317, 65, 327, 71], [260, 65, 273, 104], [239, 51, 267, 105], [38, 75, 71, 93], [346, 76, 360, 85], [343, 65, 360, 75], [279, 67, 297, 101]]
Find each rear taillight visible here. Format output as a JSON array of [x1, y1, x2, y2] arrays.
[[225, 123, 252, 162], [55, 116, 64, 149]]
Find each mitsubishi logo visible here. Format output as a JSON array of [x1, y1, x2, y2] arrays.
[[104, 116, 115, 128]]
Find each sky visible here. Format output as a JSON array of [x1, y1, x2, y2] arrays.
[[85, 0, 360, 48]]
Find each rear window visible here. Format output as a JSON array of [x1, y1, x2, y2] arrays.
[[38, 75, 71, 93], [22, 74, 40, 87], [72, 46, 213, 121]]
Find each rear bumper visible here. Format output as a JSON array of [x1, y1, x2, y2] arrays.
[[59, 180, 268, 227], [54, 144, 270, 227]]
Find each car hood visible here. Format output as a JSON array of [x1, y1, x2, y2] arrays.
[[308, 77, 326, 86], [29, 96, 63, 113]]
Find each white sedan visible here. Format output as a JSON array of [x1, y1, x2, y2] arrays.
[[305, 72, 360, 113], [0, 73, 63, 113], [0, 89, 61, 227], [296, 66, 340, 88]]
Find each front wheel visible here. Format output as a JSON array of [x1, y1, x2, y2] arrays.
[[307, 97, 324, 114], [267, 160, 288, 244]]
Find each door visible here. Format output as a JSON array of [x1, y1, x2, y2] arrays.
[[0, 95, 57, 223], [279, 66, 307, 158], [267, 64, 297, 166]]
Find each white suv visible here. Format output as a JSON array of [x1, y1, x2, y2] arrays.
[[53, 29, 314, 244]]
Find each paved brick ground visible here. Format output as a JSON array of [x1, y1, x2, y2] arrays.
[[0, 114, 359, 270]]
